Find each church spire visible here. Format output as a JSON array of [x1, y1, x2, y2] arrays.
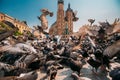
[[68, 3, 70, 9], [67, 3, 72, 11]]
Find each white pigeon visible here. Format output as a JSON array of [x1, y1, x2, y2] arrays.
[[15, 43, 37, 54], [0, 45, 27, 54]]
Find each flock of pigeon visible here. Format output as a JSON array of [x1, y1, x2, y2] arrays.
[[0, 31, 120, 80]]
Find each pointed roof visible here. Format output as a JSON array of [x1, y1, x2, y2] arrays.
[[58, 0, 64, 4], [67, 3, 73, 11]]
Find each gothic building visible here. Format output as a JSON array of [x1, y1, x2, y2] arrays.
[[49, 0, 78, 36]]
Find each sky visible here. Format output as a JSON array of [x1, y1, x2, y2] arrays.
[[0, 0, 120, 32]]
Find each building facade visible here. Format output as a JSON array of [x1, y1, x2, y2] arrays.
[[57, 0, 65, 35], [0, 12, 31, 33], [65, 3, 74, 34], [49, 0, 78, 36]]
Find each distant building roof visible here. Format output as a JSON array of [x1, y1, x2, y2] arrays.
[[4, 14, 14, 20]]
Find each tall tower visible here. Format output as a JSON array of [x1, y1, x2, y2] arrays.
[[65, 3, 73, 34], [57, 0, 65, 35]]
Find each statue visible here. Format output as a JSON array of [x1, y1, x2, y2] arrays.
[[38, 8, 53, 30]]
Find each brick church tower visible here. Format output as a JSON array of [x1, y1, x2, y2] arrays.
[[65, 3, 73, 34], [49, 0, 78, 36], [57, 0, 65, 35]]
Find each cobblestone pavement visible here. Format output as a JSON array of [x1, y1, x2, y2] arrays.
[[37, 62, 120, 80]]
